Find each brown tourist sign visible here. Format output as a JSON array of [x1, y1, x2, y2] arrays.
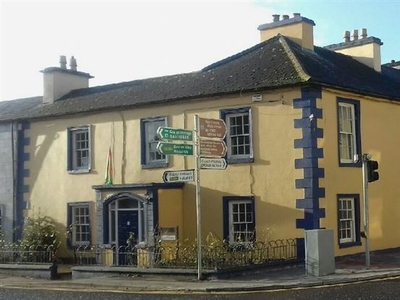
[[200, 139, 227, 157], [199, 118, 227, 139]]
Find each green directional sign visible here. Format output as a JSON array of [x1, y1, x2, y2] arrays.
[[157, 127, 193, 142], [157, 142, 194, 156]]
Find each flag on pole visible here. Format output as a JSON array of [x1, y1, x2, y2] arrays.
[[105, 147, 113, 185]]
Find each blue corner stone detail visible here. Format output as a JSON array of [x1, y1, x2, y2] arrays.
[[293, 87, 324, 230], [16, 122, 30, 241]]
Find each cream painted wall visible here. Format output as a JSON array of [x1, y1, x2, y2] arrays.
[[25, 88, 304, 245], [319, 89, 400, 255]]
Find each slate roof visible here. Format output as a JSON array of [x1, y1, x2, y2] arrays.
[[1, 35, 400, 122]]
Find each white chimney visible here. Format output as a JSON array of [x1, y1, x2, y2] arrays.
[[41, 56, 93, 104]]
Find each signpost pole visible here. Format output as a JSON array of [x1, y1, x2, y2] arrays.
[[194, 115, 202, 280]]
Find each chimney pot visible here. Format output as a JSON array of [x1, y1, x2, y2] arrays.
[[272, 14, 280, 22], [69, 56, 77, 71], [352, 29, 359, 41], [343, 31, 351, 43], [282, 14, 289, 20], [293, 13, 301, 17], [361, 28, 368, 39], [59, 55, 67, 69]]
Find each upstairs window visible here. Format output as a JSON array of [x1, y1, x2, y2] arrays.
[[221, 107, 253, 164], [67, 125, 91, 173], [141, 117, 168, 168], [337, 99, 361, 166]]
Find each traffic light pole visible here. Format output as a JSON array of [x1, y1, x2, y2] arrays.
[[362, 154, 370, 267]]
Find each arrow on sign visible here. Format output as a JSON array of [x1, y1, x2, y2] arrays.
[[157, 127, 193, 142], [163, 169, 195, 183], [200, 158, 227, 170], [157, 142, 194, 156], [200, 139, 227, 157]]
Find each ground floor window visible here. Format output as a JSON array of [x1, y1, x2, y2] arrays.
[[67, 202, 91, 246], [223, 196, 255, 244], [337, 194, 361, 247]]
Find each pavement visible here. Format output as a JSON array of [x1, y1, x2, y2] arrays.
[[0, 249, 400, 293]]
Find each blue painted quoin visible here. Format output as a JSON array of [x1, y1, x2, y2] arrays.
[[15, 122, 31, 241], [293, 88, 325, 257]]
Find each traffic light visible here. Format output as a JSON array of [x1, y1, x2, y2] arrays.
[[367, 160, 379, 183]]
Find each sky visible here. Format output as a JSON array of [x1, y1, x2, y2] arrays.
[[1, 0, 400, 101]]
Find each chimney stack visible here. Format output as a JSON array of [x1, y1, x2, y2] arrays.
[[272, 14, 280, 22], [361, 28, 368, 39], [325, 28, 383, 72], [41, 56, 93, 104], [59, 55, 67, 69], [352, 29, 359, 41], [69, 56, 77, 71], [343, 31, 350, 43], [258, 13, 315, 50]]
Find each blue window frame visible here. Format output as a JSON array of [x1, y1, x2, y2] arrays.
[[337, 194, 361, 248], [220, 107, 253, 164], [223, 196, 255, 244], [140, 117, 168, 168], [67, 125, 91, 173], [337, 98, 361, 167]]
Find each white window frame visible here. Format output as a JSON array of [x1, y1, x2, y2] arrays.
[[338, 197, 356, 244], [228, 200, 254, 244], [225, 109, 253, 162], [69, 203, 91, 246], [68, 125, 91, 173], [338, 103, 357, 163]]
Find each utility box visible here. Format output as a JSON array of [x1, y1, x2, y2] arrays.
[[305, 229, 335, 276]]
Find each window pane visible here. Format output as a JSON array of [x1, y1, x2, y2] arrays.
[[144, 119, 166, 164], [338, 198, 356, 243], [338, 103, 357, 163], [226, 111, 252, 159], [71, 127, 90, 170], [71, 204, 90, 245], [229, 199, 254, 243]]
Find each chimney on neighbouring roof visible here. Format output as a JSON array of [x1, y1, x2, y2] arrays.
[[69, 56, 77, 71], [383, 60, 400, 70], [325, 28, 383, 72], [41, 56, 94, 104], [59, 55, 67, 69], [257, 13, 315, 50]]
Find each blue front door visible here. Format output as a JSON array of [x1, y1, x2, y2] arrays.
[[118, 210, 139, 248]]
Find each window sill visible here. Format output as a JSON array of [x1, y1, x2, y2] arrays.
[[339, 161, 362, 168], [227, 157, 254, 164], [339, 241, 362, 249], [142, 163, 168, 169], [68, 169, 91, 174]]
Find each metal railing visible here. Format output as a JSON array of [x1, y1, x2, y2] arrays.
[[73, 238, 298, 269], [0, 244, 55, 264]]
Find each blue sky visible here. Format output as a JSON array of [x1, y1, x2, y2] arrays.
[[1, 0, 399, 101]]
